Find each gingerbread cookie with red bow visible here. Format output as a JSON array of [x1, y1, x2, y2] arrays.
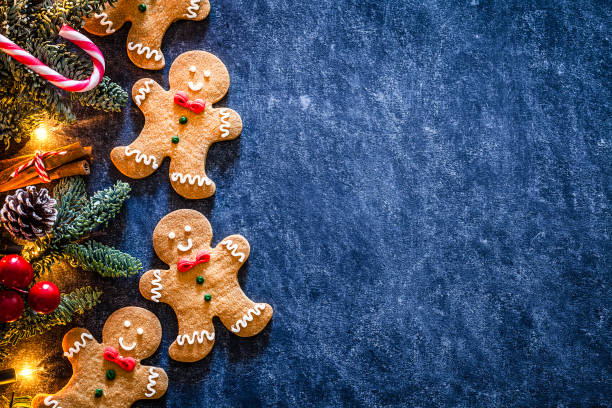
[[32, 307, 168, 408], [139, 209, 273, 362], [84, 0, 210, 70], [110, 50, 242, 199]]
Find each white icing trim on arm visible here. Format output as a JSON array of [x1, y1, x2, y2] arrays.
[[219, 108, 231, 138], [171, 172, 212, 187], [134, 79, 154, 106], [184, 0, 201, 18], [144, 367, 159, 397], [127, 42, 163, 61], [176, 329, 215, 346], [231, 304, 267, 333], [44, 396, 62, 408], [94, 12, 116, 34], [221, 239, 246, 262], [63, 332, 94, 358], [125, 146, 158, 169], [150, 270, 163, 302]]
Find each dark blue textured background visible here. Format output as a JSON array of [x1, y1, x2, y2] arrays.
[[6, 0, 612, 407]]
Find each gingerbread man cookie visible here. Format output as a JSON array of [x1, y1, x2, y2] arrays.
[[110, 51, 242, 199], [139, 209, 273, 362], [32, 307, 168, 408], [84, 0, 210, 70]]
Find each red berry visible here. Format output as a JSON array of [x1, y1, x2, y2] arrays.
[[28, 281, 61, 314], [0, 254, 34, 289], [0, 290, 24, 322]]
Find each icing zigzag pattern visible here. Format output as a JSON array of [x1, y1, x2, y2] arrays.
[[231, 304, 267, 333], [134, 79, 154, 106], [63, 332, 94, 358], [219, 108, 231, 138], [43, 396, 61, 408], [171, 172, 212, 187], [94, 12, 116, 34], [221, 239, 246, 262], [127, 42, 163, 61], [150, 270, 162, 302], [145, 367, 159, 397], [176, 329, 215, 346], [185, 0, 202, 18], [125, 146, 159, 169]]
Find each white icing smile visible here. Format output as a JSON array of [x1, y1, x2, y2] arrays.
[[188, 81, 203, 91], [119, 337, 136, 351], [177, 238, 193, 252]]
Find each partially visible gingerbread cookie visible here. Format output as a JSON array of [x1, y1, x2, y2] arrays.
[[110, 51, 243, 199], [31, 307, 168, 408], [84, 0, 210, 69], [139, 209, 273, 362]]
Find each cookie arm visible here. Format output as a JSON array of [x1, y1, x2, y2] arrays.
[[132, 78, 165, 114], [134, 365, 169, 400], [139, 269, 170, 305], [183, 0, 211, 21], [62, 328, 97, 363], [215, 234, 250, 269], [209, 107, 243, 142], [83, 5, 128, 36]]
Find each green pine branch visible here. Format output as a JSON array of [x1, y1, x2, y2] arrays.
[[0, 286, 102, 361], [64, 241, 141, 277]]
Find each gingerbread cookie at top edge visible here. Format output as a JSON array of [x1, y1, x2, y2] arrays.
[[139, 209, 273, 362], [84, 0, 210, 70], [110, 51, 243, 199], [31, 307, 168, 408]]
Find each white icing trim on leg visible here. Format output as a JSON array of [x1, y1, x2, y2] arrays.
[[63, 332, 94, 358], [125, 146, 158, 169], [219, 108, 231, 138], [144, 367, 159, 397], [127, 42, 163, 61], [185, 0, 202, 18], [170, 172, 212, 187], [134, 79, 154, 106], [94, 12, 116, 34], [176, 329, 215, 346], [150, 270, 162, 303], [230, 304, 267, 333], [44, 396, 62, 408], [221, 239, 246, 262]]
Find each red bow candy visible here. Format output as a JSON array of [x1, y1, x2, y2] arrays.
[[10, 150, 67, 183], [174, 91, 206, 114], [177, 250, 210, 273], [103, 346, 136, 372]]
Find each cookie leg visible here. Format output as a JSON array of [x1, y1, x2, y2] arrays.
[[182, 0, 211, 21], [126, 24, 168, 70], [111, 130, 168, 179], [169, 318, 215, 362], [168, 155, 216, 199], [31, 394, 62, 408], [218, 286, 273, 338]]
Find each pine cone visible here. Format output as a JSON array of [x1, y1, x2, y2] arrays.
[[1, 186, 57, 241]]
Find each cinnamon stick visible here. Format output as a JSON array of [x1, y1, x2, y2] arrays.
[[0, 160, 90, 193], [0, 143, 86, 185]]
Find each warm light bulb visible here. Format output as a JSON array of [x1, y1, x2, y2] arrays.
[[18, 367, 34, 377], [33, 124, 49, 140]]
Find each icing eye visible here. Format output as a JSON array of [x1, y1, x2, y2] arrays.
[[189, 65, 197, 73], [169, 232, 176, 239], [137, 328, 144, 335], [124, 320, 131, 328], [203, 70, 211, 78], [184, 225, 192, 232]]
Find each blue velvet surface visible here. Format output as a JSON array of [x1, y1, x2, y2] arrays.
[[43, 0, 612, 406]]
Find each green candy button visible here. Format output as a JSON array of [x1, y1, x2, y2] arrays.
[[179, 116, 188, 125], [138, 3, 146, 12], [106, 369, 116, 380], [95, 388, 103, 398], [196, 276, 204, 284], [204, 294, 212, 302], [172, 136, 180, 144]]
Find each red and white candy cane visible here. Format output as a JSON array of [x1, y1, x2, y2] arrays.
[[11, 150, 68, 183], [0, 25, 104, 92]]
